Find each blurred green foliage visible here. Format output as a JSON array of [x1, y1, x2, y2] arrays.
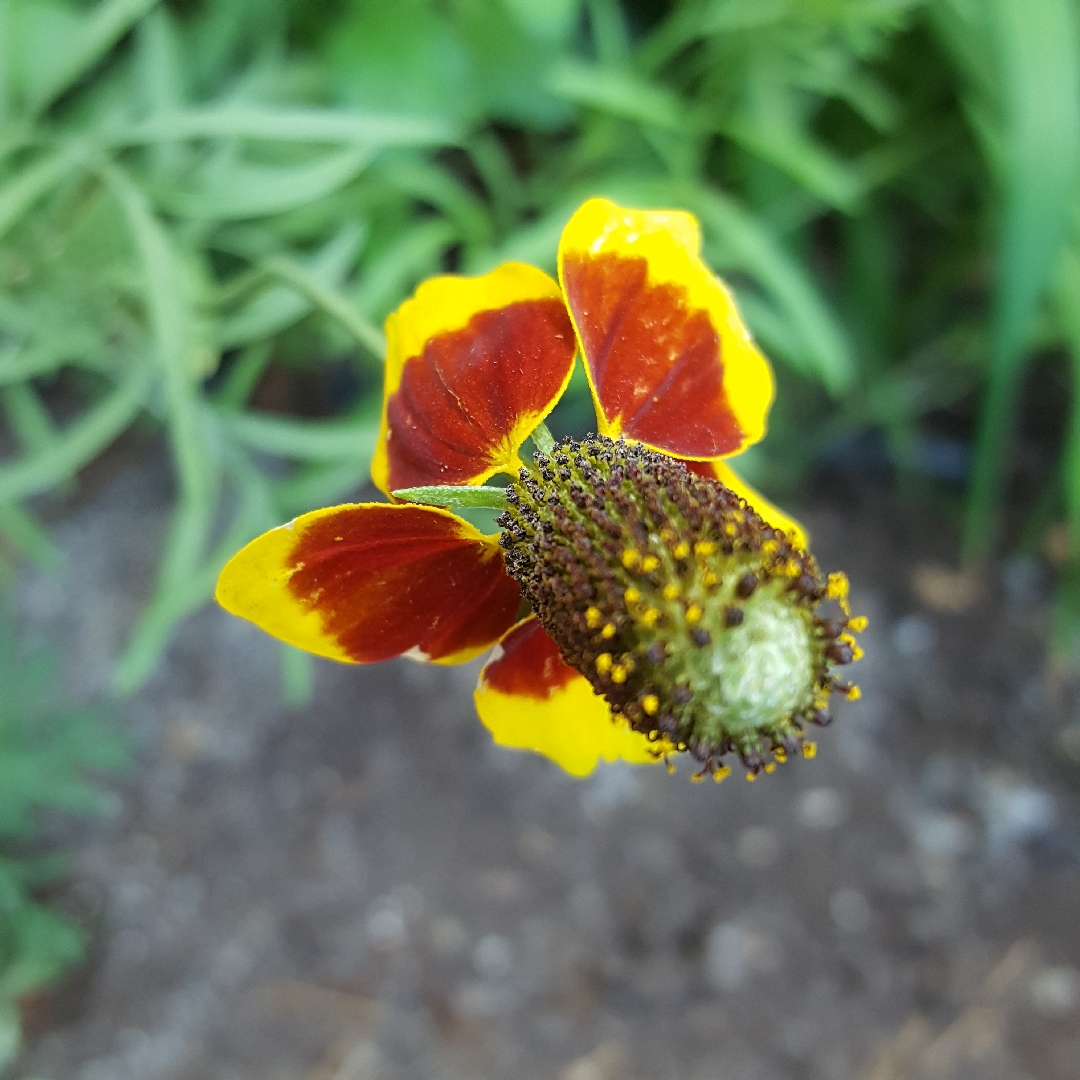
[[0, 597, 127, 1068], [5, 0, 1080, 680]]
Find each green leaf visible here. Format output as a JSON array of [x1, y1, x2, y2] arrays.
[[263, 254, 385, 358], [217, 222, 366, 348], [0, 1002, 18, 1070], [723, 115, 864, 213], [1052, 242, 1080, 541], [101, 162, 217, 493], [0, 504, 63, 570], [105, 106, 458, 147], [0, 366, 150, 504], [218, 411, 379, 462], [16, 0, 160, 115], [157, 145, 375, 220], [392, 484, 508, 510], [271, 458, 375, 518], [279, 642, 312, 708], [0, 144, 85, 242], [1, 383, 55, 457], [546, 59, 688, 132], [0, 905, 84, 999], [961, 0, 1080, 560], [350, 218, 457, 321]]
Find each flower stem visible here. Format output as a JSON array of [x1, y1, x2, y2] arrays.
[[392, 485, 508, 510]]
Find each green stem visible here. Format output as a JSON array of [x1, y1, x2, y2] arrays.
[[1064, 340, 1080, 545], [962, 365, 1019, 564], [263, 255, 385, 359], [392, 485, 508, 510], [213, 341, 273, 411]]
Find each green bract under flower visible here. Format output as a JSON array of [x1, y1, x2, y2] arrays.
[[499, 437, 856, 777]]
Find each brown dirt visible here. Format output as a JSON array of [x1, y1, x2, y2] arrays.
[[10, 450, 1080, 1080]]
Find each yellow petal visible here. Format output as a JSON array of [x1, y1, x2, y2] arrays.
[[473, 617, 665, 777]]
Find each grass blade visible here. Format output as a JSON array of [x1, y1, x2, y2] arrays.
[[158, 145, 375, 220], [546, 59, 688, 131], [25, 0, 160, 115], [217, 411, 379, 462], [104, 106, 458, 147], [962, 0, 1080, 561], [217, 223, 365, 348], [0, 144, 84, 241], [0, 366, 149, 504], [264, 255, 386, 358]]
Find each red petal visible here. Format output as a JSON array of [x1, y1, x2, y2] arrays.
[[480, 616, 577, 699], [559, 199, 773, 459], [216, 503, 522, 665], [373, 265, 577, 495]]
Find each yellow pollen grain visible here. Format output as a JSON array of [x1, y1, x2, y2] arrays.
[[624, 587, 641, 604], [673, 541, 691, 559], [713, 766, 731, 783], [764, 762, 776, 774], [773, 747, 787, 763], [746, 771, 757, 782], [621, 548, 641, 569], [846, 684, 862, 701], [663, 584, 680, 601], [762, 540, 778, 555], [847, 615, 868, 633], [596, 653, 613, 675], [802, 741, 817, 759], [723, 523, 736, 536], [827, 572, 851, 614], [690, 772, 706, 783], [601, 622, 617, 639], [685, 603, 703, 624], [851, 645, 865, 661], [665, 758, 676, 774], [641, 554, 660, 572], [611, 664, 627, 684], [694, 541, 716, 557], [702, 571, 719, 587], [642, 694, 659, 715], [784, 559, 801, 577], [585, 606, 602, 629], [640, 607, 660, 627]]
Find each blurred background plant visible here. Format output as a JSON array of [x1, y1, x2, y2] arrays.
[[0, 591, 127, 1070], [5, 0, 1080, 1059], [5, 0, 1080, 686]]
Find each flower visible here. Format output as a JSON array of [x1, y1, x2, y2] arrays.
[[215, 198, 863, 779]]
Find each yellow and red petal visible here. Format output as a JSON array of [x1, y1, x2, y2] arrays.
[[684, 457, 808, 549], [473, 616, 665, 777], [372, 263, 577, 496], [215, 503, 521, 665], [558, 197, 774, 460]]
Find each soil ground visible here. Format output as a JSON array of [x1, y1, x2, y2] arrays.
[[9, 445, 1080, 1080]]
